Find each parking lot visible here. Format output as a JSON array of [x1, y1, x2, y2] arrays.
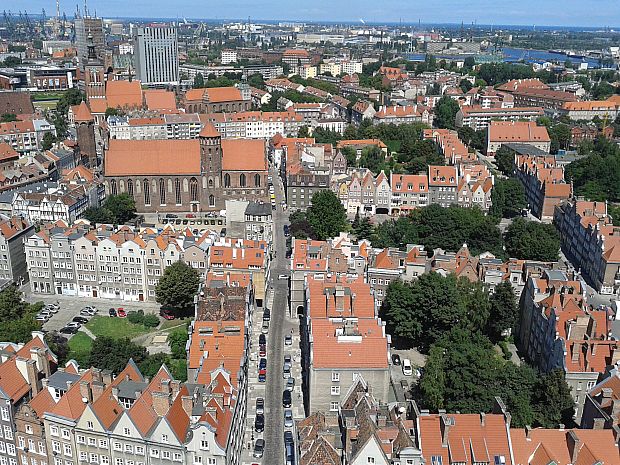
[[389, 348, 427, 402], [23, 289, 161, 334]]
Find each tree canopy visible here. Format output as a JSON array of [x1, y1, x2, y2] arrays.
[[82, 194, 136, 225], [490, 178, 527, 219], [434, 96, 461, 130], [305, 190, 349, 241], [504, 218, 560, 261], [373, 204, 504, 257], [155, 261, 201, 312]]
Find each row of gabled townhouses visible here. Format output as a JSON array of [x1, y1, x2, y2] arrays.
[[332, 165, 493, 216], [0, 332, 246, 465], [24, 221, 270, 306]]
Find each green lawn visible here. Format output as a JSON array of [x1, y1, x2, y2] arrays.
[[85, 316, 154, 339], [159, 318, 190, 332], [68, 332, 93, 367]]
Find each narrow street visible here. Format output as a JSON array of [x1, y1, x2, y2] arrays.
[[262, 159, 290, 464]]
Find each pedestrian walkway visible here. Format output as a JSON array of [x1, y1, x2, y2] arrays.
[[79, 326, 96, 340]]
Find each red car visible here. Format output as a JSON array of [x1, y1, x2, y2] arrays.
[[186, 213, 196, 218], [259, 368, 267, 376], [161, 311, 174, 320], [117, 308, 127, 318]]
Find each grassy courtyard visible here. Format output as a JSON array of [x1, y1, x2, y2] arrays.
[[85, 316, 156, 339], [67, 332, 94, 367]]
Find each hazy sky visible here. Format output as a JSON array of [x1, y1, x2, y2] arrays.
[[28, 0, 620, 27]]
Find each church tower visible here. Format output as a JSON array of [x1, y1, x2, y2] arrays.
[[199, 123, 222, 188], [74, 101, 97, 168]]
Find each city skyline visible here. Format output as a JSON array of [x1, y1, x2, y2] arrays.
[[25, 0, 620, 28]]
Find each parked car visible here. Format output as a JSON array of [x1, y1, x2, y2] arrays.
[[83, 306, 97, 313], [284, 409, 293, 428], [108, 308, 117, 317], [159, 308, 175, 320], [254, 414, 265, 432], [259, 358, 267, 370], [185, 213, 196, 218], [36, 314, 49, 322], [284, 334, 293, 346], [402, 358, 413, 376], [261, 321, 269, 334], [44, 304, 59, 313], [60, 326, 78, 334], [256, 397, 264, 415], [286, 377, 295, 391], [278, 274, 288, 280], [284, 430, 294, 444], [259, 345, 266, 357], [252, 439, 264, 459], [282, 389, 292, 408], [165, 213, 178, 219], [263, 309, 270, 322], [391, 354, 401, 365], [72, 316, 89, 324], [258, 372, 266, 383], [117, 308, 127, 318]]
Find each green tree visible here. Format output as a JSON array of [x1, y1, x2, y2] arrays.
[[168, 327, 189, 359], [0, 113, 18, 122], [495, 146, 516, 176], [0, 315, 39, 344], [88, 337, 148, 373], [0, 285, 28, 320], [358, 146, 385, 173], [45, 332, 70, 366], [340, 146, 357, 167], [289, 209, 314, 239], [487, 282, 518, 342], [297, 125, 310, 138], [305, 190, 348, 241], [353, 216, 374, 241], [490, 178, 527, 218], [139, 353, 169, 378], [193, 73, 206, 89], [103, 194, 136, 224], [105, 107, 122, 117], [41, 132, 56, 151], [533, 369, 576, 427], [505, 218, 560, 261], [434, 96, 460, 130], [82, 207, 115, 224], [155, 262, 200, 312]]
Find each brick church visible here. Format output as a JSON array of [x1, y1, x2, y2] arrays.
[[103, 124, 268, 213]]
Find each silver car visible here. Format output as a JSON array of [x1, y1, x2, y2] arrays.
[[284, 409, 293, 428]]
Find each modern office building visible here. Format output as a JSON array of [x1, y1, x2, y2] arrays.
[[74, 16, 105, 71], [133, 25, 179, 85]]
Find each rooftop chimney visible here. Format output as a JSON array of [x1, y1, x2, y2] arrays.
[[440, 414, 454, 447], [79, 381, 92, 403], [152, 391, 170, 416], [181, 395, 194, 417], [566, 430, 581, 464], [26, 359, 41, 396]]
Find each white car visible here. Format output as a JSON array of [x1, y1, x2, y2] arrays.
[[402, 358, 413, 376], [65, 322, 81, 329], [278, 274, 288, 280]]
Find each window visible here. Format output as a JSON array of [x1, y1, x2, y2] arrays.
[[431, 456, 443, 465], [0, 407, 8, 421], [135, 447, 144, 456], [79, 454, 87, 463], [123, 428, 130, 437], [331, 386, 340, 395], [329, 401, 339, 412], [331, 372, 340, 382], [63, 444, 72, 457], [254, 173, 261, 187], [50, 426, 59, 437], [115, 460, 122, 465], [143, 179, 150, 205], [150, 450, 159, 458], [123, 445, 133, 454], [161, 435, 168, 444], [76, 436, 85, 445], [98, 440, 107, 449], [110, 180, 117, 196], [587, 381, 596, 390], [190, 177, 198, 202], [159, 178, 166, 205], [100, 458, 109, 465], [209, 195, 215, 207], [161, 452, 170, 460], [239, 173, 246, 188], [175, 179, 181, 205], [127, 180, 134, 198], [88, 456, 97, 465], [368, 459, 375, 464], [172, 454, 181, 462], [112, 443, 121, 452], [224, 174, 231, 188], [87, 438, 96, 446]]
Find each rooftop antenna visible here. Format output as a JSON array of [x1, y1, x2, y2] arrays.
[[83, 0, 88, 18]]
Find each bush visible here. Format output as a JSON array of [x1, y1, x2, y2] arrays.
[[127, 310, 144, 325], [142, 314, 160, 328]]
